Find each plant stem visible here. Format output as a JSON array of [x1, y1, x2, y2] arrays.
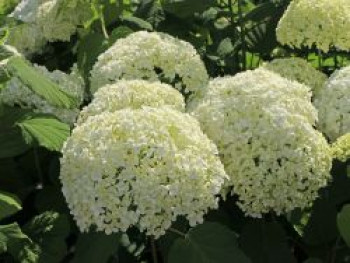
[[169, 227, 187, 238], [151, 237, 158, 263], [33, 147, 44, 185], [237, 0, 246, 70], [318, 50, 323, 69], [99, 5, 109, 39]]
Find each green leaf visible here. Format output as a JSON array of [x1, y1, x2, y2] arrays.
[[16, 114, 70, 152], [245, 21, 278, 55], [0, 191, 21, 220], [121, 16, 153, 31], [240, 220, 296, 263], [168, 222, 250, 263], [77, 32, 110, 84], [109, 26, 134, 43], [337, 204, 350, 247], [72, 232, 121, 263], [6, 57, 77, 108], [161, 0, 214, 18], [0, 223, 38, 262], [243, 3, 277, 22], [23, 211, 70, 263], [0, 106, 69, 154], [303, 198, 338, 246]]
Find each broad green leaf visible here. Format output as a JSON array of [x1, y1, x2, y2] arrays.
[[0, 106, 69, 153], [16, 114, 70, 152], [240, 220, 296, 263], [77, 32, 109, 84], [0, 191, 21, 220], [168, 222, 250, 263], [121, 16, 153, 31], [23, 211, 70, 263], [243, 3, 277, 22], [161, 0, 214, 18], [337, 204, 350, 247], [245, 21, 278, 55], [303, 198, 338, 245], [6, 57, 76, 108], [72, 232, 121, 263], [109, 26, 133, 43], [0, 223, 38, 262]]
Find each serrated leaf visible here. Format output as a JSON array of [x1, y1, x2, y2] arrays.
[[16, 114, 70, 152], [337, 204, 350, 247], [6, 57, 76, 108], [240, 220, 296, 263], [168, 222, 250, 263], [0, 223, 38, 262], [0, 191, 21, 220], [72, 232, 121, 263]]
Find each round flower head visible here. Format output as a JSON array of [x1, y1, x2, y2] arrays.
[[331, 133, 350, 162], [8, 0, 91, 55], [60, 107, 228, 238], [314, 65, 350, 141], [189, 69, 317, 125], [262, 57, 327, 96], [276, 0, 350, 52], [0, 64, 85, 124], [78, 80, 185, 124], [191, 71, 332, 217], [90, 31, 209, 101]]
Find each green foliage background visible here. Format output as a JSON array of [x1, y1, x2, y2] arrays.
[[0, 0, 350, 262]]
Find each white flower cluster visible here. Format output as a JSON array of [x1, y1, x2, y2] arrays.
[[90, 31, 209, 100], [276, 0, 350, 52], [262, 57, 327, 95], [190, 68, 318, 125], [60, 107, 228, 238], [331, 133, 350, 162], [314, 65, 350, 141], [77, 80, 185, 124], [0, 64, 85, 124], [8, 0, 91, 55], [191, 69, 332, 217]]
